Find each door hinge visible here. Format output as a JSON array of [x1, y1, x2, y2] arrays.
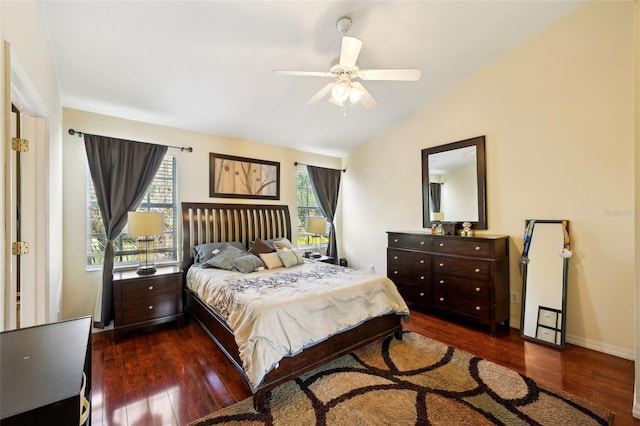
[[12, 241, 29, 255], [11, 138, 29, 152]]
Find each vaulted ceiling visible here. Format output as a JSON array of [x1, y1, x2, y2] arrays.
[[41, 1, 580, 157]]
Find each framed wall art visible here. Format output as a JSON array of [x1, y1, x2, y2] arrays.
[[209, 153, 280, 200]]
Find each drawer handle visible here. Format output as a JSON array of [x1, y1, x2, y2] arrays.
[[148, 305, 154, 310], [420, 276, 425, 280], [439, 263, 444, 267], [475, 268, 481, 273], [419, 292, 425, 297], [148, 285, 154, 290], [439, 297, 444, 302], [420, 260, 425, 264], [394, 238, 398, 242], [420, 241, 425, 245], [475, 306, 481, 311], [439, 242, 444, 247], [393, 270, 398, 275], [439, 280, 444, 284], [475, 246, 481, 251], [475, 287, 481, 292], [393, 256, 398, 260]]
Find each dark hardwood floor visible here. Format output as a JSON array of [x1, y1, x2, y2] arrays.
[[91, 310, 638, 425]]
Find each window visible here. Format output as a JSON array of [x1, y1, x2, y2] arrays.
[[87, 154, 178, 268], [296, 167, 327, 249]]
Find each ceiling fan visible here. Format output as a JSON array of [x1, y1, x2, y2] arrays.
[[273, 17, 421, 108]]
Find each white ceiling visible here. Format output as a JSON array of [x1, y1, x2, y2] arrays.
[[41, 1, 580, 157]]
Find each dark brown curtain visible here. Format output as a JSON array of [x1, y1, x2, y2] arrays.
[[307, 165, 341, 262], [429, 182, 442, 212], [85, 134, 168, 328]]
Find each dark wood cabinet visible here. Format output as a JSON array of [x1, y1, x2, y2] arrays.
[[1, 316, 92, 426], [113, 266, 184, 342], [387, 231, 509, 336]]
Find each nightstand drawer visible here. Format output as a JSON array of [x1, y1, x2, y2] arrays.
[[121, 275, 178, 299], [121, 294, 179, 324]]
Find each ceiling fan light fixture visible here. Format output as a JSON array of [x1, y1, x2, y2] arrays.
[[349, 86, 364, 105], [331, 80, 351, 102]]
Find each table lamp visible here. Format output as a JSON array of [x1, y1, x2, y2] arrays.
[[127, 211, 164, 275], [306, 217, 327, 258]]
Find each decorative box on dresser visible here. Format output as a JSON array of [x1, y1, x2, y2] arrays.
[[387, 231, 510, 336], [113, 265, 184, 342]]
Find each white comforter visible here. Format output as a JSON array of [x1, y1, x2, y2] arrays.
[[186, 260, 409, 391]]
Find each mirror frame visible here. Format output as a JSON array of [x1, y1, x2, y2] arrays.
[[421, 135, 487, 229], [519, 219, 569, 350]]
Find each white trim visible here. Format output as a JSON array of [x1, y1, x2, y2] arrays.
[[10, 49, 48, 117], [565, 332, 634, 361]]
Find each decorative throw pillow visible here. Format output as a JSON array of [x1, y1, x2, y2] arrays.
[[276, 248, 305, 268], [206, 244, 248, 270], [272, 238, 294, 250], [259, 252, 284, 269], [249, 238, 276, 256], [194, 241, 245, 265], [231, 254, 265, 274]]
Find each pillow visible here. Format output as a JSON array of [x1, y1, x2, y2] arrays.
[[259, 252, 284, 269], [276, 248, 305, 268], [249, 238, 276, 256], [231, 254, 265, 274], [272, 238, 294, 250], [194, 241, 245, 264], [206, 244, 248, 270]]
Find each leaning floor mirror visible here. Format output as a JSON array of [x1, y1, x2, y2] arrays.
[[520, 220, 571, 350]]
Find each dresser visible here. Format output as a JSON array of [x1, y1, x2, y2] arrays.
[[387, 231, 509, 336], [1, 316, 92, 425], [113, 266, 184, 342]]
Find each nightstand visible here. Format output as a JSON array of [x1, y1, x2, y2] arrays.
[[113, 265, 184, 342], [311, 255, 335, 264]]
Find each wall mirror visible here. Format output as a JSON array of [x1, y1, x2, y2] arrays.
[[421, 136, 487, 229], [520, 219, 571, 350]]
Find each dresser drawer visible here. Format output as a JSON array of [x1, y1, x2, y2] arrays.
[[388, 233, 433, 250], [388, 266, 431, 286], [122, 293, 179, 324], [394, 282, 431, 309], [387, 248, 431, 270], [432, 290, 490, 322], [433, 255, 490, 280], [433, 238, 492, 257]]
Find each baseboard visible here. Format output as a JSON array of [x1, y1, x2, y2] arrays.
[[565, 333, 634, 360]]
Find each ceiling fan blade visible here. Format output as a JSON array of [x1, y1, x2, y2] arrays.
[[351, 82, 377, 108], [357, 68, 422, 81], [339, 36, 363, 69], [273, 70, 333, 78], [305, 83, 334, 106]]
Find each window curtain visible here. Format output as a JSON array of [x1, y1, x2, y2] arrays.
[[429, 182, 442, 212], [307, 165, 341, 262], [85, 134, 168, 328]]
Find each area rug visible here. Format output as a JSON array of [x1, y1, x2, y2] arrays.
[[189, 331, 613, 426]]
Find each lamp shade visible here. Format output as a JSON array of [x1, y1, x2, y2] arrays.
[[306, 217, 327, 235], [128, 211, 164, 237]]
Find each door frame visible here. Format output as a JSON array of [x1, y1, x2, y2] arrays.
[[3, 41, 49, 330]]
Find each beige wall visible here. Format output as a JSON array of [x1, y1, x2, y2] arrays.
[[342, 1, 636, 359], [1, 1, 63, 326], [61, 108, 342, 320]]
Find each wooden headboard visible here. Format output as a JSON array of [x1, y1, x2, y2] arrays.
[[181, 202, 292, 271]]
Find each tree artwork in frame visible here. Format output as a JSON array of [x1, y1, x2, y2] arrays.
[[209, 153, 280, 200]]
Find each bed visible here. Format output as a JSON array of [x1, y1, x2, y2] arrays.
[[181, 202, 409, 411]]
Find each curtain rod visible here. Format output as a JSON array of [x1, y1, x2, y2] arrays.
[[68, 128, 193, 152], [294, 161, 346, 173]]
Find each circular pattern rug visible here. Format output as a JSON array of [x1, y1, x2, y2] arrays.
[[188, 331, 613, 425]]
